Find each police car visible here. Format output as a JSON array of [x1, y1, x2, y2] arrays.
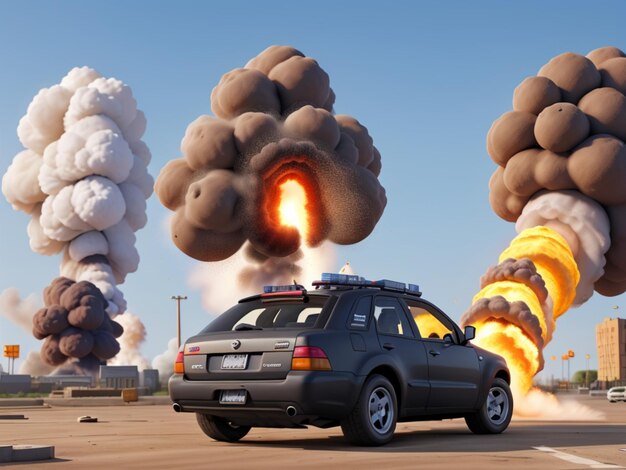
[[169, 273, 512, 446]]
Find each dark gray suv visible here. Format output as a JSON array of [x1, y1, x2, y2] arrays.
[[169, 274, 512, 446]]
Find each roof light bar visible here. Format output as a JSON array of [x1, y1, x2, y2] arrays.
[[263, 284, 306, 294], [313, 273, 422, 297]]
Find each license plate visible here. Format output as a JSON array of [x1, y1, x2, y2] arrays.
[[221, 354, 248, 370], [219, 390, 247, 405]]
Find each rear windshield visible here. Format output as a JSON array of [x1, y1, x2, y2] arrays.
[[200, 295, 335, 333]]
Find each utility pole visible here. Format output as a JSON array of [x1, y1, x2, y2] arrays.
[[171, 295, 188, 349]]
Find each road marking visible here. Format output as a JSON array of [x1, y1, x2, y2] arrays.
[[533, 446, 624, 469]]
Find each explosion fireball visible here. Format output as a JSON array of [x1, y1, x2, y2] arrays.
[[277, 179, 308, 235], [156, 46, 386, 282], [2, 67, 152, 374], [463, 46, 626, 397]]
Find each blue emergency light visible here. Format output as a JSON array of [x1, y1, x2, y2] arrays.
[[314, 273, 422, 297], [263, 284, 306, 294]]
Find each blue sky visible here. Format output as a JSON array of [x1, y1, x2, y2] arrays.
[[0, 0, 625, 381]]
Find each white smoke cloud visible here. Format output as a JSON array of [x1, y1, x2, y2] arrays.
[[2, 66, 153, 318], [19, 351, 54, 377], [108, 312, 151, 371], [0, 288, 41, 333], [514, 388, 604, 421], [152, 337, 178, 381], [189, 242, 336, 314], [516, 190, 611, 305]]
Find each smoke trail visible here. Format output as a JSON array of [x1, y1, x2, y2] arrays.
[[2, 67, 153, 373], [487, 47, 626, 297], [464, 46, 626, 400]]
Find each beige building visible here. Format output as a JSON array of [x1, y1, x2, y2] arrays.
[[596, 317, 626, 384]]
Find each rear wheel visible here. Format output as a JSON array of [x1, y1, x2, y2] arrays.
[[465, 378, 513, 434], [196, 413, 251, 442], [341, 374, 397, 446]]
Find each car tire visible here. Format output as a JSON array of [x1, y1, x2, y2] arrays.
[[196, 413, 251, 442], [465, 378, 513, 434], [341, 374, 397, 446]]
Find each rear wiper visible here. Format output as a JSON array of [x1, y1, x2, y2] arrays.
[[234, 323, 263, 331]]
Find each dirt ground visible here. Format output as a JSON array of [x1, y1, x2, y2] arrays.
[[1, 394, 626, 469]]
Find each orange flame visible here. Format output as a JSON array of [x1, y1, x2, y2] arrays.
[[470, 226, 579, 397], [277, 179, 308, 237]]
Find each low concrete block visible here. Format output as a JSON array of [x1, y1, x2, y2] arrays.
[[11, 445, 55, 462], [0, 445, 12, 463]]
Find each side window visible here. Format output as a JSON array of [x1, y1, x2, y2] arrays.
[[349, 296, 372, 330], [374, 297, 414, 338], [405, 301, 455, 341]]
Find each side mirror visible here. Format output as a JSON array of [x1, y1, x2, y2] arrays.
[[463, 325, 476, 343]]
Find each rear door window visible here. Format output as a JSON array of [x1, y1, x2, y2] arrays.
[[373, 296, 414, 338], [348, 296, 372, 330]]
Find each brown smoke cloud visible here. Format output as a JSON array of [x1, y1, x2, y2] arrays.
[[155, 46, 386, 262], [487, 47, 626, 296], [34, 277, 123, 372], [480, 258, 548, 303], [461, 295, 545, 355]]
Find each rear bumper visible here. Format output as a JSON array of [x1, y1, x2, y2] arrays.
[[169, 370, 363, 428]]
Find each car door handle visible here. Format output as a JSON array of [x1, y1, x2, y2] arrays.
[[429, 350, 441, 357], [383, 343, 395, 350]]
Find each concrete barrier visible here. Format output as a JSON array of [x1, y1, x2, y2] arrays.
[[0, 445, 54, 463], [0, 399, 44, 407]]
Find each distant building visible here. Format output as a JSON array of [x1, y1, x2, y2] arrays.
[[596, 317, 626, 385], [141, 369, 160, 393], [99, 365, 139, 389], [0, 374, 31, 394], [37, 375, 94, 389]]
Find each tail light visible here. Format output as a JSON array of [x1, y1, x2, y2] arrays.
[[174, 351, 185, 374], [291, 346, 332, 371]]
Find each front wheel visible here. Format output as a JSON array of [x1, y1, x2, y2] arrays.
[[341, 374, 398, 446], [196, 413, 251, 442], [465, 378, 513, 434]]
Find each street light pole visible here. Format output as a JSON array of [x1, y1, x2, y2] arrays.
[[585, 353, 591, 388], [171, 295, 188, 349]]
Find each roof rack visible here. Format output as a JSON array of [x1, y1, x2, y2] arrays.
[[312, 273, 422, 297]]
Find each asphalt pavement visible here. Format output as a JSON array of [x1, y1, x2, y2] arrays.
[[1, 394, 625, 469]]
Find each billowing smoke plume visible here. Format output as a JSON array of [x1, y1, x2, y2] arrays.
[[0, 288, 41, 333], [2, 67, 152, 373], [34, 277, 123, 366], [155, 45, 386, 269], [463, 47, 626, 400], [151, 337, 178, 381], [190, 242, 336, 314], [487, 47, 626, 298], [19, 351, 54, 377], [108, 312, 151, 371]]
